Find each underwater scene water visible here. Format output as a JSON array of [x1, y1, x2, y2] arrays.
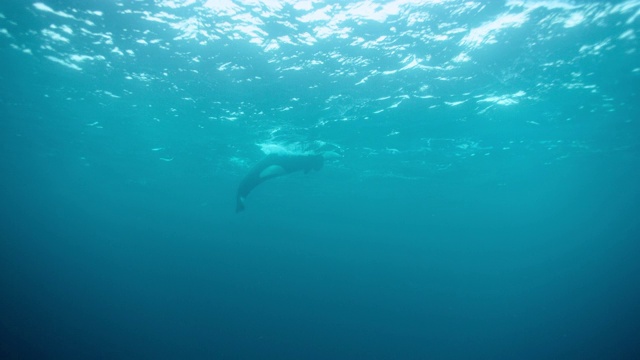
[[1, 0, 639, 358]]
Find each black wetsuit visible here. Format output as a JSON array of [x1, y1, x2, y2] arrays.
[[236, 154, 324, 212]]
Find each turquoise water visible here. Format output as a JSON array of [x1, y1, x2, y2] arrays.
[[1, 0, 639, 358]]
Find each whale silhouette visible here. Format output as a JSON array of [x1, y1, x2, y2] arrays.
[[236, 153, 324, 212]]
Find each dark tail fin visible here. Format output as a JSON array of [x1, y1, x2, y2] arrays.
[[236, 197, 245, 213]]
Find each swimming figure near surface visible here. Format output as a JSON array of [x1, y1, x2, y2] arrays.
[[235, 153, 324, 212]]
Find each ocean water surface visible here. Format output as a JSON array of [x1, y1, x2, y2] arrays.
[[1, 0, 639, 358]]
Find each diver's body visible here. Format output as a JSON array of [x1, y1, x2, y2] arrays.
[[236, 153, 324, 212]]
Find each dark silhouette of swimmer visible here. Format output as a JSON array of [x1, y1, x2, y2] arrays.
[[236, 153, 324, 212]]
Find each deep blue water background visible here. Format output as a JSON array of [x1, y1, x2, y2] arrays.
[[2, 1, 640, 359]]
